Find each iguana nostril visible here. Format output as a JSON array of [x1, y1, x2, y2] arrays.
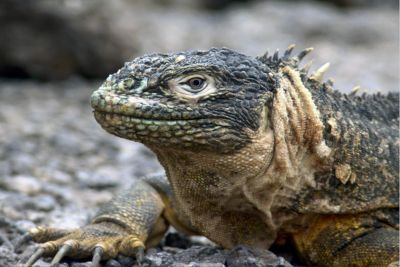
[[117, 78, 135, 92], [135, 77, 148, 93], [124, 78, 135, 89]]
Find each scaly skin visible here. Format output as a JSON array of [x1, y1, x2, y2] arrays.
[[26, 46, 399, 267]]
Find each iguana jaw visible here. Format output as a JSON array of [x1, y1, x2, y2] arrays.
[[93, 110, 249, 153], [91, 87, 255, 153]]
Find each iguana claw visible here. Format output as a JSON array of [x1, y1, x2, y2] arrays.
[[25, 224, 146, 267]]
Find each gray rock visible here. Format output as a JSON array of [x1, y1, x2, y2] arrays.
[[0, 162, 11, 177], [30, 195, 57, 212], [0, 247, 18, 267], [14, 220, 36, 233], [10, 154, 35, 174], [38, 262, 69, 267], [226, 246, 292, 267], [115, 255, 137, 267], [0, 0, 128, 80], [3, 175, 42, 195], [140, 245, 292, 267], [317, 0, 398, 7], [174, 246, 227, 264], [76, 169, 120, 189], [70, 262, 92, 267], [163, 0, 398, 9], [39, 169, 73, 185], [164, 232, 192, 249], [143, 250, 176, 267], [105, 259, 123, 267]]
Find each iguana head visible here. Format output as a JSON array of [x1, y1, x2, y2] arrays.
[[91, 48, 277, 153]]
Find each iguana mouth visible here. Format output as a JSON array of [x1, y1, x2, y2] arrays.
[[92, 110, 231, 150], [93, 110, 198, 122], [91, 89, 202, 121], [91, 87, 219, 149], [93, 110, 209, 132]]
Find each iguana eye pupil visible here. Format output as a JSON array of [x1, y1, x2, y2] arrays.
[[187, 78, 205, 90]]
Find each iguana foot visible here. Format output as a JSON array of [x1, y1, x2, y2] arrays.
[[25, 222, 145, 267]]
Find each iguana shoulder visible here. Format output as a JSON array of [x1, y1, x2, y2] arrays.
[[258, 48, 398, 219]]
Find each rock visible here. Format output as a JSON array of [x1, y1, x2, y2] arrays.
[[139, 245, 292, 267], [154, 0, 398, 9], [174, 246, 227, 265], [164, 232, 193, 249], [0, 191, 58, 223], [40, 169, 73, 185], [13, 220, 36, 233], [143, 250, 175, 267], [70, 262, 92, 267], [0, 162, 11, 178], [3, 175, 42, 195], [317, 0, 398, 7], [30, 195, 57, 212], [115, 255, 137, 267], [226, 246, 292, 267], [0, 0, 129, 80], [0, 247, 18, 267], [76, 169, 120, 189], [105, 259, 123, 267], [38, 262, 69, 267], [9, 154, 35, 174]]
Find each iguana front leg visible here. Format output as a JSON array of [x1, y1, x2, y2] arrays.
[[293, 215, 399, 267], [26, 175, 191, 267]]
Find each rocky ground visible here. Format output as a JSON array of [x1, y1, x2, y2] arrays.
[[0, 0, 398, 267]]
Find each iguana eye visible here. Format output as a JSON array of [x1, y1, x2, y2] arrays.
[[168, 74, 216, 100], [186, 77, 206, 91], [178, 76, 208, 93]]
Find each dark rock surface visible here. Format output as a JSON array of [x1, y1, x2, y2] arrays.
[[0, 1, 397, 266], [0, 0, 129, 80]]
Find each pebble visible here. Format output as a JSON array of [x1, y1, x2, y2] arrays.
[[5, 175, 41, 195], [143, 251, 175, 267], [226, 246, 293, 267], [0, 247, 18, 267], [76, 170, 120, 189], [105, 259, 123, 267], [14, 220, 36, 233], [30, 195, 57, 211]]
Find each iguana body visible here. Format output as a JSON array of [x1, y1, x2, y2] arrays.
[[27, 46, 399, 267]]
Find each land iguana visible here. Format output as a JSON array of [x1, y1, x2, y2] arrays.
[[26, 46, 399, 267]]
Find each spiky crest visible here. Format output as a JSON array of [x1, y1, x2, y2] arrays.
[[257, 45, 326, 85]]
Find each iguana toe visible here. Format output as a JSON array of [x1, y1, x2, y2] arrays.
[[29, 226, 73, 243], [25, 223, 145, 267]]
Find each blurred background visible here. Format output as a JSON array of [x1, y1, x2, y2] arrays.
[[1, 0, 398, 90], [0, 1, 398, 266]]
